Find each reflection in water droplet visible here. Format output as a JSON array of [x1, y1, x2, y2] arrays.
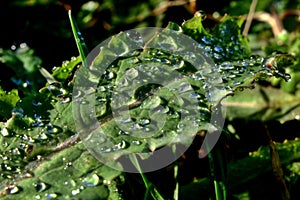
[[6, 185, 20, 194], [32, 100, 42, 107], [100, 147, 112, 153], [64, 179, 76, 188], [45, 123, 61, 134], [82, 174, 100, 187], [60, 97, 71, 104], [105, 71, 115, 80], [72, 189, 81, 196], [1, 128, 10, 137], [126, 31, 143, 43], [132, 140, 142, 145], [34, 182, 48, 192], [125, 68, 139, 80], [139, 118, 150, 126], [38, 133, 48, 140], [103, 179, 111, 185], [45, 193, 58, 199]]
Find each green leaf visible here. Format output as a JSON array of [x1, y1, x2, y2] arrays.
[[224, 86, 300, 122], [0, 87, 20, 120]]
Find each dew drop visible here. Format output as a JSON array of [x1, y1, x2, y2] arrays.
[[100, 147, 112, 153], [11, 107, 24, 118], [113, 140, 128, 151], [103, 179, 111, 185], [132, 140, 142, 146], [126, 31, 143, 44], [72, 188, 81, 196], [32, 100, 42, 107], [1, 127, 10, 137], [34, 182, 48, 192], [125, 68, 139, 80], [60, 97, 71, 104], [82, 174, 100, 187], [179, 82, 192, 93], [139, 118, 150, 126], [45, 123, 61, 134], [6, 185, 20, 194], [64, 179, 76, 187], [105, 71, 115, 80], [45, 193, 58, 199], [38, 133, 48, 140]]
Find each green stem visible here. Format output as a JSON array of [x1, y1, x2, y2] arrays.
[[129, 154, 165, 200], [206, 133, 227, 200], [68, 10, 88, 66]]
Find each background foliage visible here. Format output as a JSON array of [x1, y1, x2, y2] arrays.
[[0, 0, 300, 199]]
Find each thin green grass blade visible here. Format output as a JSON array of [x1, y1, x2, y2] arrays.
[[129, 154, 165, 200], [68, 10, 88, 66]]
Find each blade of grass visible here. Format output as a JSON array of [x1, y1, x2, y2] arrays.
[[68, 10, 88, 66], [206, 139, 227, 200], [129, 154, 165, 200]]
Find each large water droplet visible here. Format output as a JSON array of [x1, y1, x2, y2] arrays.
[[126, 31, 143, 44], [82, 174, 101, 187], [112, 140, 128, 151], [178, 82, 193, 93], [125, 68, 139, 80], [6, 185, 21, 194], [105, 71, 115, 80]]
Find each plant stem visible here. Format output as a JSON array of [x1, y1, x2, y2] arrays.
[[206, 136, 227, 200], [68, 10, 89, 66], [264, 125, 290, 200], [129, 154, 165, 200]]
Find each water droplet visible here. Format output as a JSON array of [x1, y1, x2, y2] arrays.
[[132, 140, 142, 145], [113, 140, 128, 151], [1, 127, 10, 137], [11, 107, 24, 118], [64, 179, 76, 187], [125, 68, 139, 80], [64, 162, 73, 169], [37, 133, 48, 140], [72, 188, 81, 195], [103, 179, 111, 185], [34, 182, 48, 192], [118, 130, 128, 135], [100, 147, 112, 153], [96, 97, 106, 102], [6, 185, 21, 194], [45, 123, 61, 134], [214, 45, 223, 53], [139, 118, 150, 126], [60, 97, 70, 103], [105, 71, 115, 80], [32, 100, 42, 107], [219, 62, 234, 70], [45, 193, 58, 199], [126, 31, 143, 44], [179, 82, 193, 93], [82, 174, 101, 187]]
